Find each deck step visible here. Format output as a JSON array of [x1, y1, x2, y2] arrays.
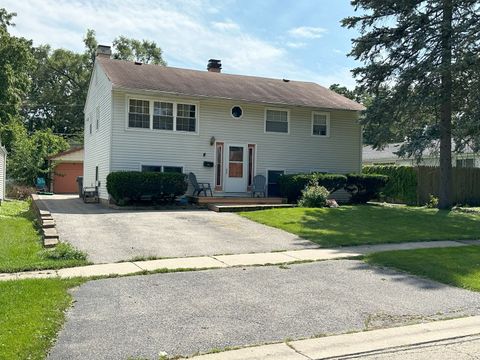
[[208, 203, 295, 212], [190, 196, 286, 205]]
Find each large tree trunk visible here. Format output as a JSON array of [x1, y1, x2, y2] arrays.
[[439, 0, 453, 209]]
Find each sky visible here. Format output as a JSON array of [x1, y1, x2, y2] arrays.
[[2, 0, 362, 88]]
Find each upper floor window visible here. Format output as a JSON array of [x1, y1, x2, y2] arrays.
[[265, 109, 289, 133], [153, 102, 173, 130], [127, 98, 197, 133], [128, 99, 150, 129], [96, 106, 100, 130], [176, 104, 196, 132], [312, 112, 330, 137]]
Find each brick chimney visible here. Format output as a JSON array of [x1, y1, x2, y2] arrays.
[[207, 59, 221, 73], [96, 45, 112, 58]]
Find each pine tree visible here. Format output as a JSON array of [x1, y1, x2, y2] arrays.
[[343, 0, 480, 209]]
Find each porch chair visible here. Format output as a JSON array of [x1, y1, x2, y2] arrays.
[[188, 172, 213, 197], [252, 175, 266, 198]]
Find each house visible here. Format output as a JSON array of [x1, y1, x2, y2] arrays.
[[363, 143, 479, 168], [84, 45, 365, 203], [0, 140, 6, 203], [49, 147, 84, 194]]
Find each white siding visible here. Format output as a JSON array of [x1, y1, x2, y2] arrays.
[[83, 63, 113, 199], [0, 147, 6, 202], [104, 90, 361, 200]]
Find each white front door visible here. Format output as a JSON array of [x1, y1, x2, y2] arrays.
[[224, 144, 247, 192]]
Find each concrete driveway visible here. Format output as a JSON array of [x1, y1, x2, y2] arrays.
[[39, 195, 315, 263], [48, 260, 480, 359]]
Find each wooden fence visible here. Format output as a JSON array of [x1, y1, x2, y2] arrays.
[[416, 166, 480, 205]]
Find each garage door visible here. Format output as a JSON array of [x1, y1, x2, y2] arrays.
[[53, 162, 83, 194]]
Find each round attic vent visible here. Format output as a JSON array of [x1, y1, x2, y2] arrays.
[[231, 106, 243, 119]]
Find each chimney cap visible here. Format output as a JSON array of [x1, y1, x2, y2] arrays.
[[207, 59, 222, 72], [96, 45, 112, 58]]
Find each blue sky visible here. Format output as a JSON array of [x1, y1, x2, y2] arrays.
[[2, 0, 361, 88]]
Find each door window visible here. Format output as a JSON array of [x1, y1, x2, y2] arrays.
[[229, 146, 244, 178]]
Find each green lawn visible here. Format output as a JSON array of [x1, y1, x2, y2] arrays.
[[240, 205, 480, 247], [0, 200, 89, 273], [365, 246, 480, 291], [0, 278, 85, 359]]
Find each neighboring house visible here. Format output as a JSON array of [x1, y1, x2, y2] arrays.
[[84, 45, 364, 203], [0, 140, 6, 203], [49, 147, 84, 194], [363, 143, 479, 167]]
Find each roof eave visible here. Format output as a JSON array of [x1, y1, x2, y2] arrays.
[[111, 84, 365, 112]]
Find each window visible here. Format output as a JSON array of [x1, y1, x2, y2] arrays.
[[141, 165, 183, 173], [215, 142, 224, 190], [265, 109, 288, 133], [312, 112, 330, 136], [163, 166, 183, 173], [176, 104, 196, 132], [89, 123, 92, 134], [456, 159, 475, 168], [96, 106, 100, 130], [95, 166, 98, 182], [128, 99, 150, 128], [247, 144, 255, 188], [141, 165, 162, 172], [231, 106, 243, 118], [153, 102, 173, 130]]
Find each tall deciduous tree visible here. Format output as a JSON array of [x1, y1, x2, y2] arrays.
[[112, 36, 167, 65], [343, 0, 480, 209], [0, 9, 34, 129]]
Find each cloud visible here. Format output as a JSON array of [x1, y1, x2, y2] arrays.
[[3, 0, 355, 88], [288, 26, 326, 39], [286, 42, 307, 49], [211, 20, 239, 31]]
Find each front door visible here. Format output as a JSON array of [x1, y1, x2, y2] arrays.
[[224, 144, 247, 192]]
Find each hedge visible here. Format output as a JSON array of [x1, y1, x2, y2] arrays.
[[363, 165, 417, 204], [345, 173, 389, 204], [278, 173, 347, 203], [106, 171, 187, 205]]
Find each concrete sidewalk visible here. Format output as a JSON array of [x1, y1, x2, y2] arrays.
[[0, 240, 472, 281], [190, 316, 480, 359]]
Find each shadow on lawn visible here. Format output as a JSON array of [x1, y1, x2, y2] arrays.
[[295, 205, 479, 247]]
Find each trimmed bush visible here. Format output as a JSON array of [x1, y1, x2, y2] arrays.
[[278, 173, 347, 203], [345, 173, 389, 204], [106, 171, 187, 205], [298, 184, 330, 208], [363, 165, 417, 204]]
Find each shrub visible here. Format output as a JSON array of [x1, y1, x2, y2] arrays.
[[363, 165, 417, 204], [278, 173, 347, 203], [345, 173, 389, 204], [106, 171, 187, 205], [6, 183, 36, 200], [426, 194, 439, 208], [298, 184, 330, 208]]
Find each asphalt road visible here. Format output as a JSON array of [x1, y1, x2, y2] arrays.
[[48, 260, 480, 359], [39, 195, 315, 263]]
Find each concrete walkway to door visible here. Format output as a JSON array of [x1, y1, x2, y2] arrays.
[[38, 195, 316, 263]]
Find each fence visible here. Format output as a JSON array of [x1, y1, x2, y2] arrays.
[[416, 166, 480, 206]]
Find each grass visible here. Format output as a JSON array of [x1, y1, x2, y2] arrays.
[[0, 278, 86, 359], [240, 205, 480, 247], [365, 246, 480, 291], [0, 200, 89, 273]]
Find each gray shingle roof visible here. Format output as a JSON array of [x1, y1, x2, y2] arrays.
[[96, 57, 365, 111]]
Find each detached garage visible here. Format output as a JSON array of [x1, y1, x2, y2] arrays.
[[49, 147, 84, 194]]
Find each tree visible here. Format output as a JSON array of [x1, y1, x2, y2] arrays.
[[342, 0, 480, 209], [0, 9, 34, 127], [112, 36, 167, 65], [329, 84, 358, 101]]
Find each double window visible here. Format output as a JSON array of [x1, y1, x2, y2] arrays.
[[128, 98, 197, 133], [265, 109, 289, 133], [141, 165, 183, 173]]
